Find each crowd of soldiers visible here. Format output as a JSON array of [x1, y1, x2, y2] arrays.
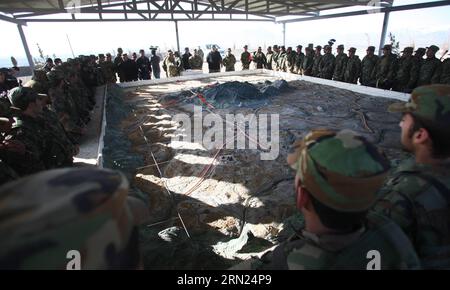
[[242, 43, 449, 92], [162, 43, 450, 92], [0, 54, 117, 185]]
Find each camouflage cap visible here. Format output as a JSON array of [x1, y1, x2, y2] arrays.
[[0, 168, 137, 270], [388, 85, 450, 126], [337, 44, 344, 50], [415, 47, 426, 54], [7, 86, 38, 111], [32, 69, 48, 82], [426, 45, 440, 53], [402, 47, 414, 53], [46, 68, 65, 86], [287, 129, 390, 212], [315, 45, 322, 50], [383, 44, 392, 50], [348, 47, 357, 52], [367, 46, 376, 52]]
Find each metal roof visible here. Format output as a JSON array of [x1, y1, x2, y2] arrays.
[[0, 0, 395, 22]]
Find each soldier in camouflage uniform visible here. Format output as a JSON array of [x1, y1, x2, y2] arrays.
[[302, 47, 314, 76], [241, 45, 251, 70], [417, 45, 442, 87], [312, 45, 322, 77], [441, 56, 450, 84], [414, 48, 426, 67], [222, 48, 237, 72], [294, 45, 305, 75], [2, 87, 46, 176], [277, 46, 287, 72], [318, 45, 335, 80], [373, 44, 398, 90], [332, 44, 348, 82], [373, 85, 450, 269], [393, 47, 420, 93], [114, 47, 124, 83], [24, 69, 49, 95], [285, 47, 296, 73], [271, 45, 280, 71], [252, 47, 267, 69], [360, 46, 379, 87], [233, 129, 420, 270], [343, 47, 361, 84], [162, 50, 180, 78], [265, 46, 273, 70], [0, 167, 145, 269], [37, 93, 77, 168], [47, 68, 86, 142], [189, 49, 204, 70], [100, 53, 117, 83]]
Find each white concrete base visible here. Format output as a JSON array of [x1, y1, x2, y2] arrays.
[[74, 85, 106, 166]]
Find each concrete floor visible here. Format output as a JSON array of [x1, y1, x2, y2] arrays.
[[73, 85, 106, 166]]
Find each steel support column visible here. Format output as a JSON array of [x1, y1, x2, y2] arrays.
[[282, 22, 286, 46], [17, 24, 34, 69], [175, 20, 180, 52], [378, 11, 390, 56]]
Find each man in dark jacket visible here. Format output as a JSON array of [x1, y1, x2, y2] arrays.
[[206, 46, 222, 73], [136, 49, 152, 80], [119, 54, 138, 82], [182, 47, 192, 70]]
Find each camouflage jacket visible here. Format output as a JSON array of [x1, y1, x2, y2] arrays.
[[189, 55, 203, 70], [318, 53, 335, 79], [302, 54, 314, 76], [38, 107, 75, 168], [312, 54, 322, 77], [100, 61, 117, 83], [373, 159, 450, 269], [333, 53, 348, 81], [286, 52, 297, 73], [417, 57, 442, 86], [271, 51, 280, 71], [373, 53, 398, 85], [277, 52, 287, 72], [2, 115, 47, 176], [295, 52, 305, 73], [343, 55, 361, 84], [241, 51, 252, 69], [48, 86, 82, 134], [394, 55, 420, 91], [163, 56, 180, 77], [360, 54, 379, 86], [252, 52, 266, 69], [222, 54, 236, 71], [239, 213, 420, 270], [441, 59, 450, 84]]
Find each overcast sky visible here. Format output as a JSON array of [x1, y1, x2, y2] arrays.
[[0, 0, 449, 66]]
